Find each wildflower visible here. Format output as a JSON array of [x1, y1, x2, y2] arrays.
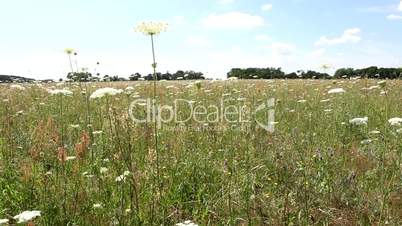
[[349, 117, 368, 126], [369, 130, 381, 134], [100, 167, 108, 174], [70, 124, 80, 129], [377, 80, 386, 88], [176, 220, 199, 226], [48, 89, 73, 96], [389, 117, 402, 126], [115, 171, 131, 182], [64, 48, 75, 55], [89, 88, 123, 99], [93, 203, 102, 209], [135, 21, 168, 35], [328, 88, 345, 94], [361, 139, 372, 145], [13, 210, 41, 223], [0, 219, 9, 225], [66, 156, 76, 161], [93, 130, 103, 135], [10, 84, 26, 90]]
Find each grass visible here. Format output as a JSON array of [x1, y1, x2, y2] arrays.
[[1, 79, 402, 225]]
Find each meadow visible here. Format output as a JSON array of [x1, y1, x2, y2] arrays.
[[1, 79, 402, 225]]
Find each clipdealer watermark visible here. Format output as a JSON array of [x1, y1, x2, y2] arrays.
[[128, 98, 276, 132]]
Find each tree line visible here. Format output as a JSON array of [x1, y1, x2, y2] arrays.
[[227, 66, 402, 80], [66, 70, 205, 82]]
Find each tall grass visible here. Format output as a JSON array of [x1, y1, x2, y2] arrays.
[[1, 79, 402, 225]]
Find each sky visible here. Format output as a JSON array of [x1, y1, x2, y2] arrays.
[[0, 0, 401, 80]]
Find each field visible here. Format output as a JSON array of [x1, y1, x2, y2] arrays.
[[1, 79, 402, 225]]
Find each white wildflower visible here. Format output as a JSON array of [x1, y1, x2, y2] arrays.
[[93, 203, 102, 209], [369, 130, 381, 134], [89, 88, 123, 99], [115, 171, 131, 182], [328, 88, 345, 94], [66, 156, 76, 161], [389, 117, 402, 126], [13, 210, 41, 223], [48, 89, 73, 96], [0, 219, 9, 225], [92, 131, 103, 135], [135, 21, 168, 35], [100, 167, 108, 174], [176, 220, 199, 226], [361, 139, 372, 145], [10, 84, 26, 90], [70, 124, 80, 129], [349, 117, 368, 126]]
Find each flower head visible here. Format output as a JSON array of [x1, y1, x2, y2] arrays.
[[349, 117, 368, 126], [176, 220, 199, 226], [10, 84, 26, 90], [13, 210, 41, 223], [328, 88, 345, 94], [64, 48, 75, 55], [389, 117, 402, 126], [135, 21, 168, 35], [48, 89, 73, 96], [0, 219, 9, 225], [89, 88, 123, 99]]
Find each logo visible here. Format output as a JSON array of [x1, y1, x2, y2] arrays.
[[128, 98, 275, 132]]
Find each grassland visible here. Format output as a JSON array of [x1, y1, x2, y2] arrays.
[[1, 79, 402, 225]]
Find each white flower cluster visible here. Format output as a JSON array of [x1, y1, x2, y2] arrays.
[[115, 170, 131, 182], [135, 21, 168, 35], [89, 87, 123, 99], [13, 210, 41, 223], [349, 117, 368, 126], [176, 220, 198, 226], [48, 89, 73, 96], [389, 117, 402, 126], [10, 84, 26, 90], [328, 88, 345, 94]]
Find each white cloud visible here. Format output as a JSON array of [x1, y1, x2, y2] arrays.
[[387, 14, 402, 20], [262, 4, 273, 11], [315, 28, 362, 46], [310, 48, 326, 57], [203, 12, 265, 29], [269, 42, 296, 56], [185, 35, 209, 47], [218, 0, 234, 4], [399, 0, 402, 11], [255, 34, 270, 41]]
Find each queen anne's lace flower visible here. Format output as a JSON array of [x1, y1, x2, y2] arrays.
[[349, 117, 368, 126], [328, 88, 345, 94], [48, 89, 73, 96], [0, 219, 9, 225], [176, 220, 198, 226], [10, 84, 26, 90], [135, 21, 168, 35], [13, 210, 41, 223], [89, 88, 123, 99], [389, 117, 402, 126]]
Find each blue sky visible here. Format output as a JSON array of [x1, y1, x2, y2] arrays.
[[0, 0, 401, 79]]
